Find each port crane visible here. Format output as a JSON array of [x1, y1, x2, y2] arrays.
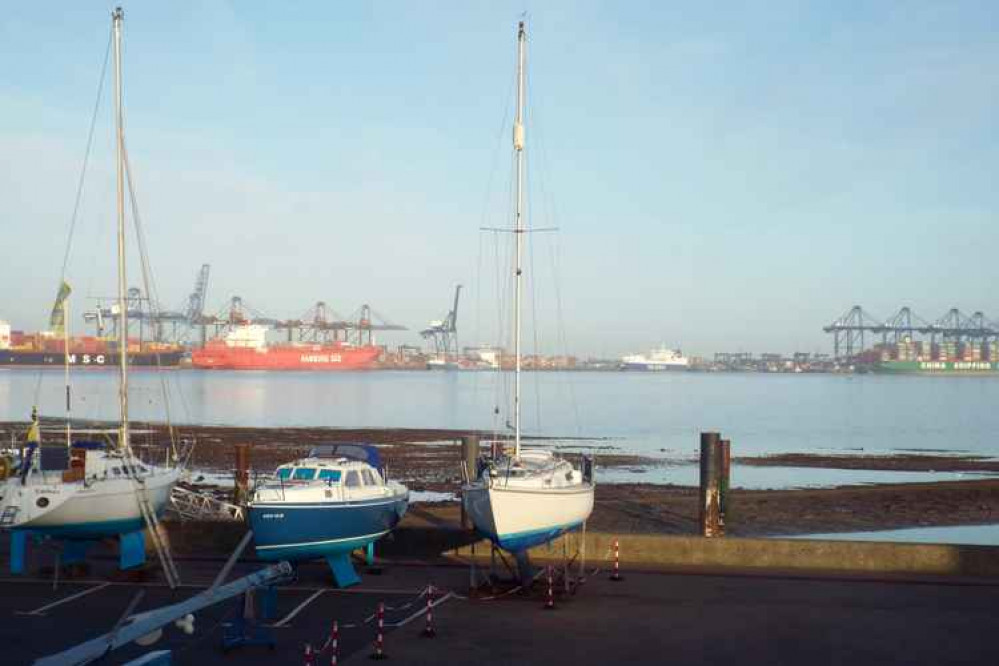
[[824, 305, 999, 359], [420, 285, 462, 359], [271, 301, 406, 345], [83, 263, 211, 343], [199, 297, 406, 346]]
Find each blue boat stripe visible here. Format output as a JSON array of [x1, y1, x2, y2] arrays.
[[494, 521, 583, 540], [478, 521, 585, 552], [251, 499, 402, 509], [255, 529, 389, 550]]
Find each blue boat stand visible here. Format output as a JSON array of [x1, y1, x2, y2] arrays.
[[222, 586, 277, 652], [10, 528, 147, 574]]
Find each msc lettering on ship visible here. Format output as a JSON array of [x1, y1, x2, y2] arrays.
[[66, 354, 107, 365]]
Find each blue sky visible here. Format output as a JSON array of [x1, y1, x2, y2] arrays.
[[1, 1, 997, 357]]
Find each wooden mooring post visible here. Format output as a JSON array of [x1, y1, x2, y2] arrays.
[[699, 432, 722, 537], [718, 438, 731, 533], [233, 443, 250, 506], [460, 435, 480, 530]]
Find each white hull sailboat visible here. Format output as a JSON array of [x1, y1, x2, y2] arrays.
[[463, 451, 593, 551], [0, 8, 181, 579], [0, 448, 180, 538], [462, 21, 594, 554]]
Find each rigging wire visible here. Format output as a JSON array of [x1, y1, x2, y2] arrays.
[[526, 149, 543, 435], [472, 63, 517, 405], [32, 29, 114, 416], [61, 34, 113, 280], [122, 141, 180, 461], [533, 89, 584, 441], [524, 41, 585, 444]]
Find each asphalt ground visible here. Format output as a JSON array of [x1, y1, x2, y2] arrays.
[[4, 552, 999, 665], [360, 567, 999, 666], [2, 556, 464, 666]]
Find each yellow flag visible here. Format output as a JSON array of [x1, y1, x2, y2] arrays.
[[26, 407, 40, 444], [49, 281, 73, 334]]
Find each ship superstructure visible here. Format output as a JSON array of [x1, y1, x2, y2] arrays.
[[620, 345, 690, 371]]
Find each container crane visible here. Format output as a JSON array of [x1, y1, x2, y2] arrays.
[[420, 285, 462, 360]]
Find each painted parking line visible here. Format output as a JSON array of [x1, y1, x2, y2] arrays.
[[271, 589, 327, 628], [16, 582, 112, 617], [389, 592, 455, 628]]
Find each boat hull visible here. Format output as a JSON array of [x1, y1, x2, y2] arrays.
[[874, 360, 999, 374], [463, 482, 594, 552], [5, 467, 179, 538], [191, 343, 380, 371], [248, 494, 409, 561], [0, 351, 183, 368], [620, 362, 689, 371]]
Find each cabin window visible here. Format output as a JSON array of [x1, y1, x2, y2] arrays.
[[318, 469, 342, 483], [345, 471, 361, 487], [276, 468, 292, 480], [362, 469, 378, 486], [293, 468, 317, 481], [112, 467, 121, 476]]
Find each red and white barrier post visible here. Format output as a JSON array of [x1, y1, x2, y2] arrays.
[[422, 584, 437, 638], [303, 642, 315, 666], [543, 565, 555, 610], [330, 620, 340, 666], [371, 601, 387, 660], [610, 538, 623, 582]]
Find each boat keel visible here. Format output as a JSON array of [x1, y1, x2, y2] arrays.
[[325, 553, 361, 588]]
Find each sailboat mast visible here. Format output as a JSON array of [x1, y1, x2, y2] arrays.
[[64, 299, 71, 448], [512, 21, 526, 458], [112, 6, 129, 452]]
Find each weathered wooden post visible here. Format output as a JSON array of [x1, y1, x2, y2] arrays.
[[460, 435, 480, 530], [718, 439, 731, 535], [699, 432, 721, 537], [233, 443, 250, 506]]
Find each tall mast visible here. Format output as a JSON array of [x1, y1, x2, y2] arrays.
[[512, 20, 526, 458], [64, 299, 71, 449], [112, 6, 129, 452]]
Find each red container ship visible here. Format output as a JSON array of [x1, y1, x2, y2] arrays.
[[191, 325, 380, 371]]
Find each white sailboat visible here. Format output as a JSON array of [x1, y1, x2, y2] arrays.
[[462, 21, 595, 554], [0, 8, 182, 581]]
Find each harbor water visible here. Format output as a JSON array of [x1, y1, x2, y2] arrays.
[[4, 368, 999, 543], [3, 368, 998, 461]]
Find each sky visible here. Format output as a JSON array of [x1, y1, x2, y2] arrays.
[[1, 1, 997, 358]]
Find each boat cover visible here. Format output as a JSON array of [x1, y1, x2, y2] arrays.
[[308, 443, 381, 469]]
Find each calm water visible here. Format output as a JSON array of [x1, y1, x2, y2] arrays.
[[3, 368, 998, 460], [793, 524, 999, 546], [7, 368, 998, 543]]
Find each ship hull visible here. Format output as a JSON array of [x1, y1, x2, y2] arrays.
[[0, 351, 183, 368], [874, 360, 999, 374], [621, 362, 689, 371], [191, 344, 380, 371]]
